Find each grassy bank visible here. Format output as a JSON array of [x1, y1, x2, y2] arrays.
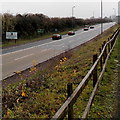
[[2, 25, 120, 119], [88, 32, 120, 118]]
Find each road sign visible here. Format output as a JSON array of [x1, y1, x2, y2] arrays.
[[6, 32, 17, 39], [37, 29, 44, 33]]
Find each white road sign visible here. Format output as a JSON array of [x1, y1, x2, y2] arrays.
[[6, 32, 17, 39]]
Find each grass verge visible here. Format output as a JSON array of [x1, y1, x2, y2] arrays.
[[88, 32, 120, 118], [2, 24, 120, 119]]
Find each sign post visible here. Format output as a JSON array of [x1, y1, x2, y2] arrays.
[[6, 32, 18, 43], [37, 29, 44, 34]]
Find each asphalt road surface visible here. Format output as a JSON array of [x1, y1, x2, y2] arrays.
[[2, 22, 116, 80]]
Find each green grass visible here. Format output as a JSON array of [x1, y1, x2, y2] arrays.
[[2, 24, 120, 119], [88, 33, 120, 118]]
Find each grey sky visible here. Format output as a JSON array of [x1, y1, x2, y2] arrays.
[[1, 0, 119, 19]]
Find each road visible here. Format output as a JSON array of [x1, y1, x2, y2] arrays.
[[2, 22, 116, 80]]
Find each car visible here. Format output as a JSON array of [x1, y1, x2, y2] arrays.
[[90, 26, 94, 29], [52, 34, 62, 40], [84, 27, 89, 31], [68, 31, 75, 35]]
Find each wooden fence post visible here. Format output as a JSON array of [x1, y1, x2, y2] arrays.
[[93, 54, 98, 87], [111, 39, 114, 48], [108, 38, 111, 52], [67, 83, 73, 120], [99, 48, 103, 71], [102, 41, 106, 63], [102, 43, 104, 49], [104, 41, 107, 57]]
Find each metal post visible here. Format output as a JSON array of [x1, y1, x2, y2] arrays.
[[113, 8, 116, 17], [72, 6, 75, 30]]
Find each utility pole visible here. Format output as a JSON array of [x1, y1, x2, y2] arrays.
[[118, 1, 120, 24], [113, 8, 116, 22], [101, 0, 103, 34], [72, 6, 75, 29], [93, 11, 94, 18], [113, 8, 116, 16]]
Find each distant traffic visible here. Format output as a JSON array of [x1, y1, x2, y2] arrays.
[[51, 25, 95, 40]]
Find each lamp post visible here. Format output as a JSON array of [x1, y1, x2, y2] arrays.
[[72, 6, 75, 29], [101, 0, 103, 34], [118, 1, 120, 24], [93, 11, 94, 18], [113, 8, 116, 22], [113, 8, 116, 17]]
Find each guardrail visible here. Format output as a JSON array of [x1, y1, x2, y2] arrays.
[[51, 27, 120, 120]]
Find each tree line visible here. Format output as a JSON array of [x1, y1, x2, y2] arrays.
[[2, 13, 112, 41]]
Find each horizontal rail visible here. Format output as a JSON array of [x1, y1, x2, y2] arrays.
[[52, 27, 120, 119], [82, 33, 118, 118]]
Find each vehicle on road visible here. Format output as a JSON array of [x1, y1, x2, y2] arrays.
[[90, 26, 94, 29], [84, 25, 89, 31], [68, 31, 75, 35], [84, 27, 89, 31], [52, 34, 62, 40]]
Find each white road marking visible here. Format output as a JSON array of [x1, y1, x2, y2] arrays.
[[75, 31, 85, 36], [69, 39, 75, 43], [40, 48, 52, 52], [2, 23, 115, 57], [52, 43, 64, 47], [14, 48, 52, 61], [2, 40, 59, 56], [14, 54, 33, 61], [2, 31, 89, 56]]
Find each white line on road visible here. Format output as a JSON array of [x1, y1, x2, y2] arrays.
[[2, 23, 115, 57], [2, 41, 59, 56], [69, 39, 75, 43], [2, 31, 88, 56], [52, 43, 64, 47], [14, 48, 52, 61], [14, 54, 34, 61], [40, 48, 52, 52]]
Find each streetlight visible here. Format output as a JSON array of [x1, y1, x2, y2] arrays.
[[113, 8, 116, 22], [93, 11, 95, 18], [113, 8, 116, 16], [72, 6, 75, 29]]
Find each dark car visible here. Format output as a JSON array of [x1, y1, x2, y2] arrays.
[[84, 27, 89, 31], [68, 31, 75, 35], [52, 34, 62, 40], [90, 26, 94, 29]]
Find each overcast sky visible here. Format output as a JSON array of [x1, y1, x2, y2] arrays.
[[1, 0, 120, 19]]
